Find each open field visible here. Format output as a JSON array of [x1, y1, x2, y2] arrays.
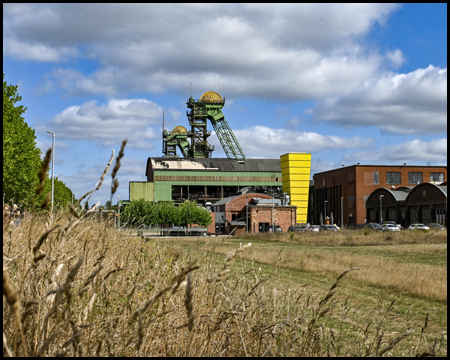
[[3, 214, 447, 357]]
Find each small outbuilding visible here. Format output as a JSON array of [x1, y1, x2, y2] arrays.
[[209, 192, 296, 235]]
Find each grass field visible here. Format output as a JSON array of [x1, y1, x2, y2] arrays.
[[3, 213, 447, 357]]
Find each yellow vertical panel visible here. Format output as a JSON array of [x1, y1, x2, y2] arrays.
[[280, 153, 311, 224]]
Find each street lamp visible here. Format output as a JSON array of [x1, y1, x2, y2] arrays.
[[46, 131, 55, 215], [69, 186, 74, 206], [380, 195, 384, 223], [324, 200, 328, 222], [117, 195, 121, 231]]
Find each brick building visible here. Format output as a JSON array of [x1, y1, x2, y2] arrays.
[[209, 191, 296, 235], [365, 183, 447, 227], [312, 165, 447, 228]]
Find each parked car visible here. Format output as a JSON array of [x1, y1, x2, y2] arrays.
[[380, 221, 402, 230], [319, 225, 339, 231], [288, 225, 307, 233], [426, 223, 446, 230], [264, 224, 282, 233], [365, 223, 383, 231], [306, 225, 320, 232], [408, 224, 430, 231], [381, 224, 400, 232]]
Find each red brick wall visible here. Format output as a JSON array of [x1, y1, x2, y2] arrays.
[[249, 206, 296, 233], [313, 165, 447, 227]]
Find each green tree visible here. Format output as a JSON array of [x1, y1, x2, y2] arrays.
[[178, 200, 212, 227], [120, 199, 212, 228], [121, 198, 151, 227], [3, 74, 42, 208], [38, 176, 75, 210]]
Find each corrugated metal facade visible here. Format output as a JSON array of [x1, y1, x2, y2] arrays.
[[129, 182, 155, 202], [280, 153, 311, 224], [140, 157, 283, 203]]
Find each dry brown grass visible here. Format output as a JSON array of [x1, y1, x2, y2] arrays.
[[3, 214, 447, 357], [239, 228, 448, 247], [2, 147, 446, 357]]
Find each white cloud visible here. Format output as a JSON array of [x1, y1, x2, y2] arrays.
[[343, 138, 447, 164], [57, 157, 147, 206], [313, 65, 447, 134], [39, 99, 181, 149], [4, 3, 401, 100], [386, 49, 405, 68], [209, 125, 375, 159]]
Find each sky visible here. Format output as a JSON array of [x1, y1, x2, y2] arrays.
[[3, 3, 447, 207]]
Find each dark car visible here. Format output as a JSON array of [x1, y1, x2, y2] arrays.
[[319, 225, 339, 231], [426, 223, 446, 230], [365, 223, 383, 231], [288, 225, 307, 233]]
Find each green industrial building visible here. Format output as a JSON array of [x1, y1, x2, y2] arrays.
[[129, 157, 283, 204], [129, 91, 283, 205]]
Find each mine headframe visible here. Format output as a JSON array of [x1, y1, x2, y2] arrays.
[[162, 91, 247, 160]]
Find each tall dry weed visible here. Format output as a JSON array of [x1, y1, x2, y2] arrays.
[[2, 140, 446, 357]]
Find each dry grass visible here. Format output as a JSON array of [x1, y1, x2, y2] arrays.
[[2, 148, 446, 357], [205, 242, 447, 301], [239, 229, 448, 247], [3, 214, 447, 357]]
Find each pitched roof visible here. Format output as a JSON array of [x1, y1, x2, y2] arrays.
[[149, 157, 281, 172]]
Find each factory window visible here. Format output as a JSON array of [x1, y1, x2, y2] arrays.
[[408, 172, 423, 185], [430, 172, 444, 182], [373, 172, 379, 185], [348, 195, 355, 202], [386, 172, 401, 185]]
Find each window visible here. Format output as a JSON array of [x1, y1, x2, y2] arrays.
[[389, 209, 396, 221], [408, 172, 423, 185], [373, 171, 379, 185], [386, 172, 401, 185], [430, 172, 444, 182], [348, 195, 355, 202]]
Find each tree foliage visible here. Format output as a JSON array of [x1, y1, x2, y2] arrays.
[[37, 176, 75, 210], [120, 199, 212, 228], [3, 74, 42, 208]]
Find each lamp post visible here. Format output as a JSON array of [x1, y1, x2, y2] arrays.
[[117, 196, 121, 231], [324, 200, 327, 223], [69, 186, 74, 206], [246, 196, 249, 234], [272, 201, 275, 232], [380, 195, 384, 223], [46, 132, 55, 215]]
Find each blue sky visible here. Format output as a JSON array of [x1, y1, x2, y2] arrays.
[[3, 3, 447, 206]]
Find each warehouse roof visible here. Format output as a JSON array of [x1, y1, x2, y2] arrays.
[[147, 157, 281, 173]]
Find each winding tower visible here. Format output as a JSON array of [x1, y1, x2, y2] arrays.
[[162, 91, 246, 160]]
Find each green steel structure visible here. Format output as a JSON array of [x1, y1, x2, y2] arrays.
[[131, 157, 283, 204], [162, 91, 246, 160]]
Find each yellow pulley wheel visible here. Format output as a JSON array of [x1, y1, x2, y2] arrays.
[[171, 125, 188, 133], [199, 91, 223, 103]]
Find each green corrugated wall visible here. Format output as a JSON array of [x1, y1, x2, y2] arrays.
[[129, 182, 154, 202]]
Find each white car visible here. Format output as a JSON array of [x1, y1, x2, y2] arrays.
[[408, 224, 430, 231], [381, 224, 400, 232]]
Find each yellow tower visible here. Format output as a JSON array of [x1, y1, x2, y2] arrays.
[[280, 153, 311, 224]]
